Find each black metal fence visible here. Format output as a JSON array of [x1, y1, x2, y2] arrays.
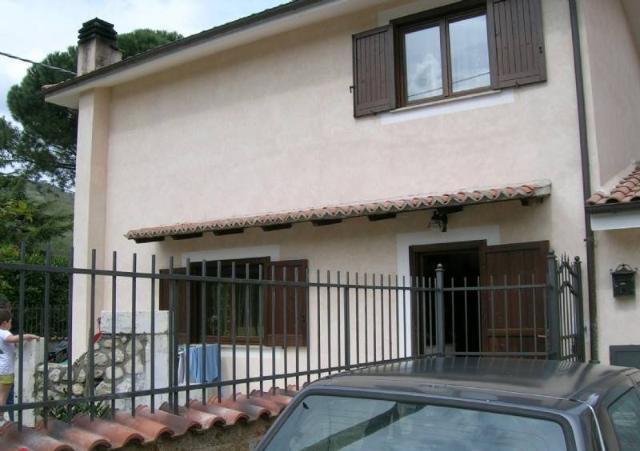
[[0, 248, 584, 428]]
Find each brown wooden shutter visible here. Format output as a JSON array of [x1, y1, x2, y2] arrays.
[[159, 267, 190, 344], [352, 25, 396, 117], [264, 260, 308, 347], [481, 241, 548, 353], [487, 0, 546, 88]]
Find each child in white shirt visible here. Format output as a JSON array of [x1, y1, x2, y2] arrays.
[[0, 309, 39, 423]]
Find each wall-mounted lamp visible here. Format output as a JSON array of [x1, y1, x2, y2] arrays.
[[611, 264, 637, 298], [429, 210, 449, 232], [428, 207, 463, 233]]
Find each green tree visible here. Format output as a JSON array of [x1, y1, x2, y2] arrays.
[[4, 29, 183, 190]]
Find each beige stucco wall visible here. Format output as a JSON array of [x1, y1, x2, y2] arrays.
[[594, 229, 640, 364], [101, 0, 584, 259], [580, 0, 640, 187], [71, 0, 597, 358]]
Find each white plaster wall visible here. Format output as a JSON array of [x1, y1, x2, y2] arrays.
[[595, 229, 640, 364], [99, 0, 584, 267], [580, 0, 640, 186]]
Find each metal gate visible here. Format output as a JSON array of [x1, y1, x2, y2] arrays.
[[421, 251, 585, 361], [548, 254, 586, 361]]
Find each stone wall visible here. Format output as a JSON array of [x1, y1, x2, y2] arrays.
[[35, 333, 148, 405]]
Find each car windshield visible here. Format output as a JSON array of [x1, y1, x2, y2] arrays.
[[264, 395, 568, 451]]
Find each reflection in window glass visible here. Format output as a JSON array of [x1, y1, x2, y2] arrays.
[[404, 26, 442, 102], [265, 395, 568, 451], [450, 14, 490, 92], [609, 389, 640, 451]]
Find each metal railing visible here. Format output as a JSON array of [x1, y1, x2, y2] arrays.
[[0, 247, 583, 428]]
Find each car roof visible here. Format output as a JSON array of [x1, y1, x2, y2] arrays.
[[307, 357, 638, 412]]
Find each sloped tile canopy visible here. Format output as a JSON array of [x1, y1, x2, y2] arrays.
[[0, 387, 296, 450], [126, 181, 551, 243], [587, 166, 640, 207]]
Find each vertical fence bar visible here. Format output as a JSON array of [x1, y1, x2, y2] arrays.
[[380, 274, 384, 362], [131, 253, 137, 413], [387, 274, 392, 360], [504, 274, 509, 354], [111, 252, 117, 416], [259, 265, 264, 393], [305, 267, 310, 386], [16, 243, 26, 428], [422, 277, 427, 355], [435, 264, 445, 356], [364, 273, 369, 364], [201, 260, 207, 404], [532, 273, 538, 357], [344, 272, 351, 370], [546, 252, 560, 360], [283, 266, 288, 390], [65, 247, 74, 424], [42, 248, 51, 425], [463, 277, 468, 353], [574, 257, 585, 361], [402, 276, 407, 358], [150, 255, 156, 413], [294, 267, 300, 389], [477, 275, 482, 353], [231, 262, 237, 401], [169, 257, 177, 412], [89, 249, 97, 420], [216, 261, 222, 401], [490, 275, 496, 353], [316, 269, 321, 377], [245, 263, 250, 396], [451, 277, 456, 354], [185, 259, 191, 405], [395, 275, 399, 360], [355, 273, 360, 366], [517, 274, 523, 354], [327, 270, 331, 373], [337, 271, 341, 370], [271, 265, 276, 390], [372, 274, 376, 363]]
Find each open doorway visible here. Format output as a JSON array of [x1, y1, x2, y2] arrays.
[[410, 241, 484, 354]]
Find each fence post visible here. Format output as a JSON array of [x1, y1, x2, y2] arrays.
[[435, 264, 445, 357], [546, 252, 560, 360], [343, 286, 350, 370]]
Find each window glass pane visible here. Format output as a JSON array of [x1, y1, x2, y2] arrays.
[[450, 14, 490, 93], [404, 25, 442, 101], [609, 389, 640, 451], [265, 395, 568, 451]]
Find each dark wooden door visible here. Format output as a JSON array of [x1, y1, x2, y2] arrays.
[[481, 241, 548, 354]]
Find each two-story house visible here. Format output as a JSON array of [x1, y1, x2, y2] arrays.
[[44, 0, 640, 372]]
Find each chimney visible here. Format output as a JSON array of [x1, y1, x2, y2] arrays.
[[77, 18, 122, 76]]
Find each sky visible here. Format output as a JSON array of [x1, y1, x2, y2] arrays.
[[0, 0, 286, 122]]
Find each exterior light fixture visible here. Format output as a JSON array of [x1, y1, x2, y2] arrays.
[[611, 264, 637, 298], [429, 210, 448, 232]]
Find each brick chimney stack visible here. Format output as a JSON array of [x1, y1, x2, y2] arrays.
[[76, 18, 122, 75]]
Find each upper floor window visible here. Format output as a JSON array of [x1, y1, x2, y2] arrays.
[[352, 0, 546, 117], [400, 9, 491, 104]]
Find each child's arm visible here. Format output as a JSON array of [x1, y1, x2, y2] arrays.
[[4, 334, 40, 343]]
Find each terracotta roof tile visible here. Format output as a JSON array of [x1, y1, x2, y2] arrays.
[[126, 181, 552, 241], [1, 388, 297, 450], [587, 166, 640, 206]]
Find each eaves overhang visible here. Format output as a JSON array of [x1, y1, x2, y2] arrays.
[[44, 0, 390, 109], [126, 181, 551, 243]]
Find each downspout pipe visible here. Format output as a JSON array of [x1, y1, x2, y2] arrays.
[[568, 0, 598, 363]]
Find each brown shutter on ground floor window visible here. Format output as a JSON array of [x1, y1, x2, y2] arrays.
[[264, 260, 308, 347], [487, 0, 546, 88], [159, 267, 190, 344], [352, 25, 396, 117]]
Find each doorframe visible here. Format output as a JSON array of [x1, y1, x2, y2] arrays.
[[409, 240, 487, 355]]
